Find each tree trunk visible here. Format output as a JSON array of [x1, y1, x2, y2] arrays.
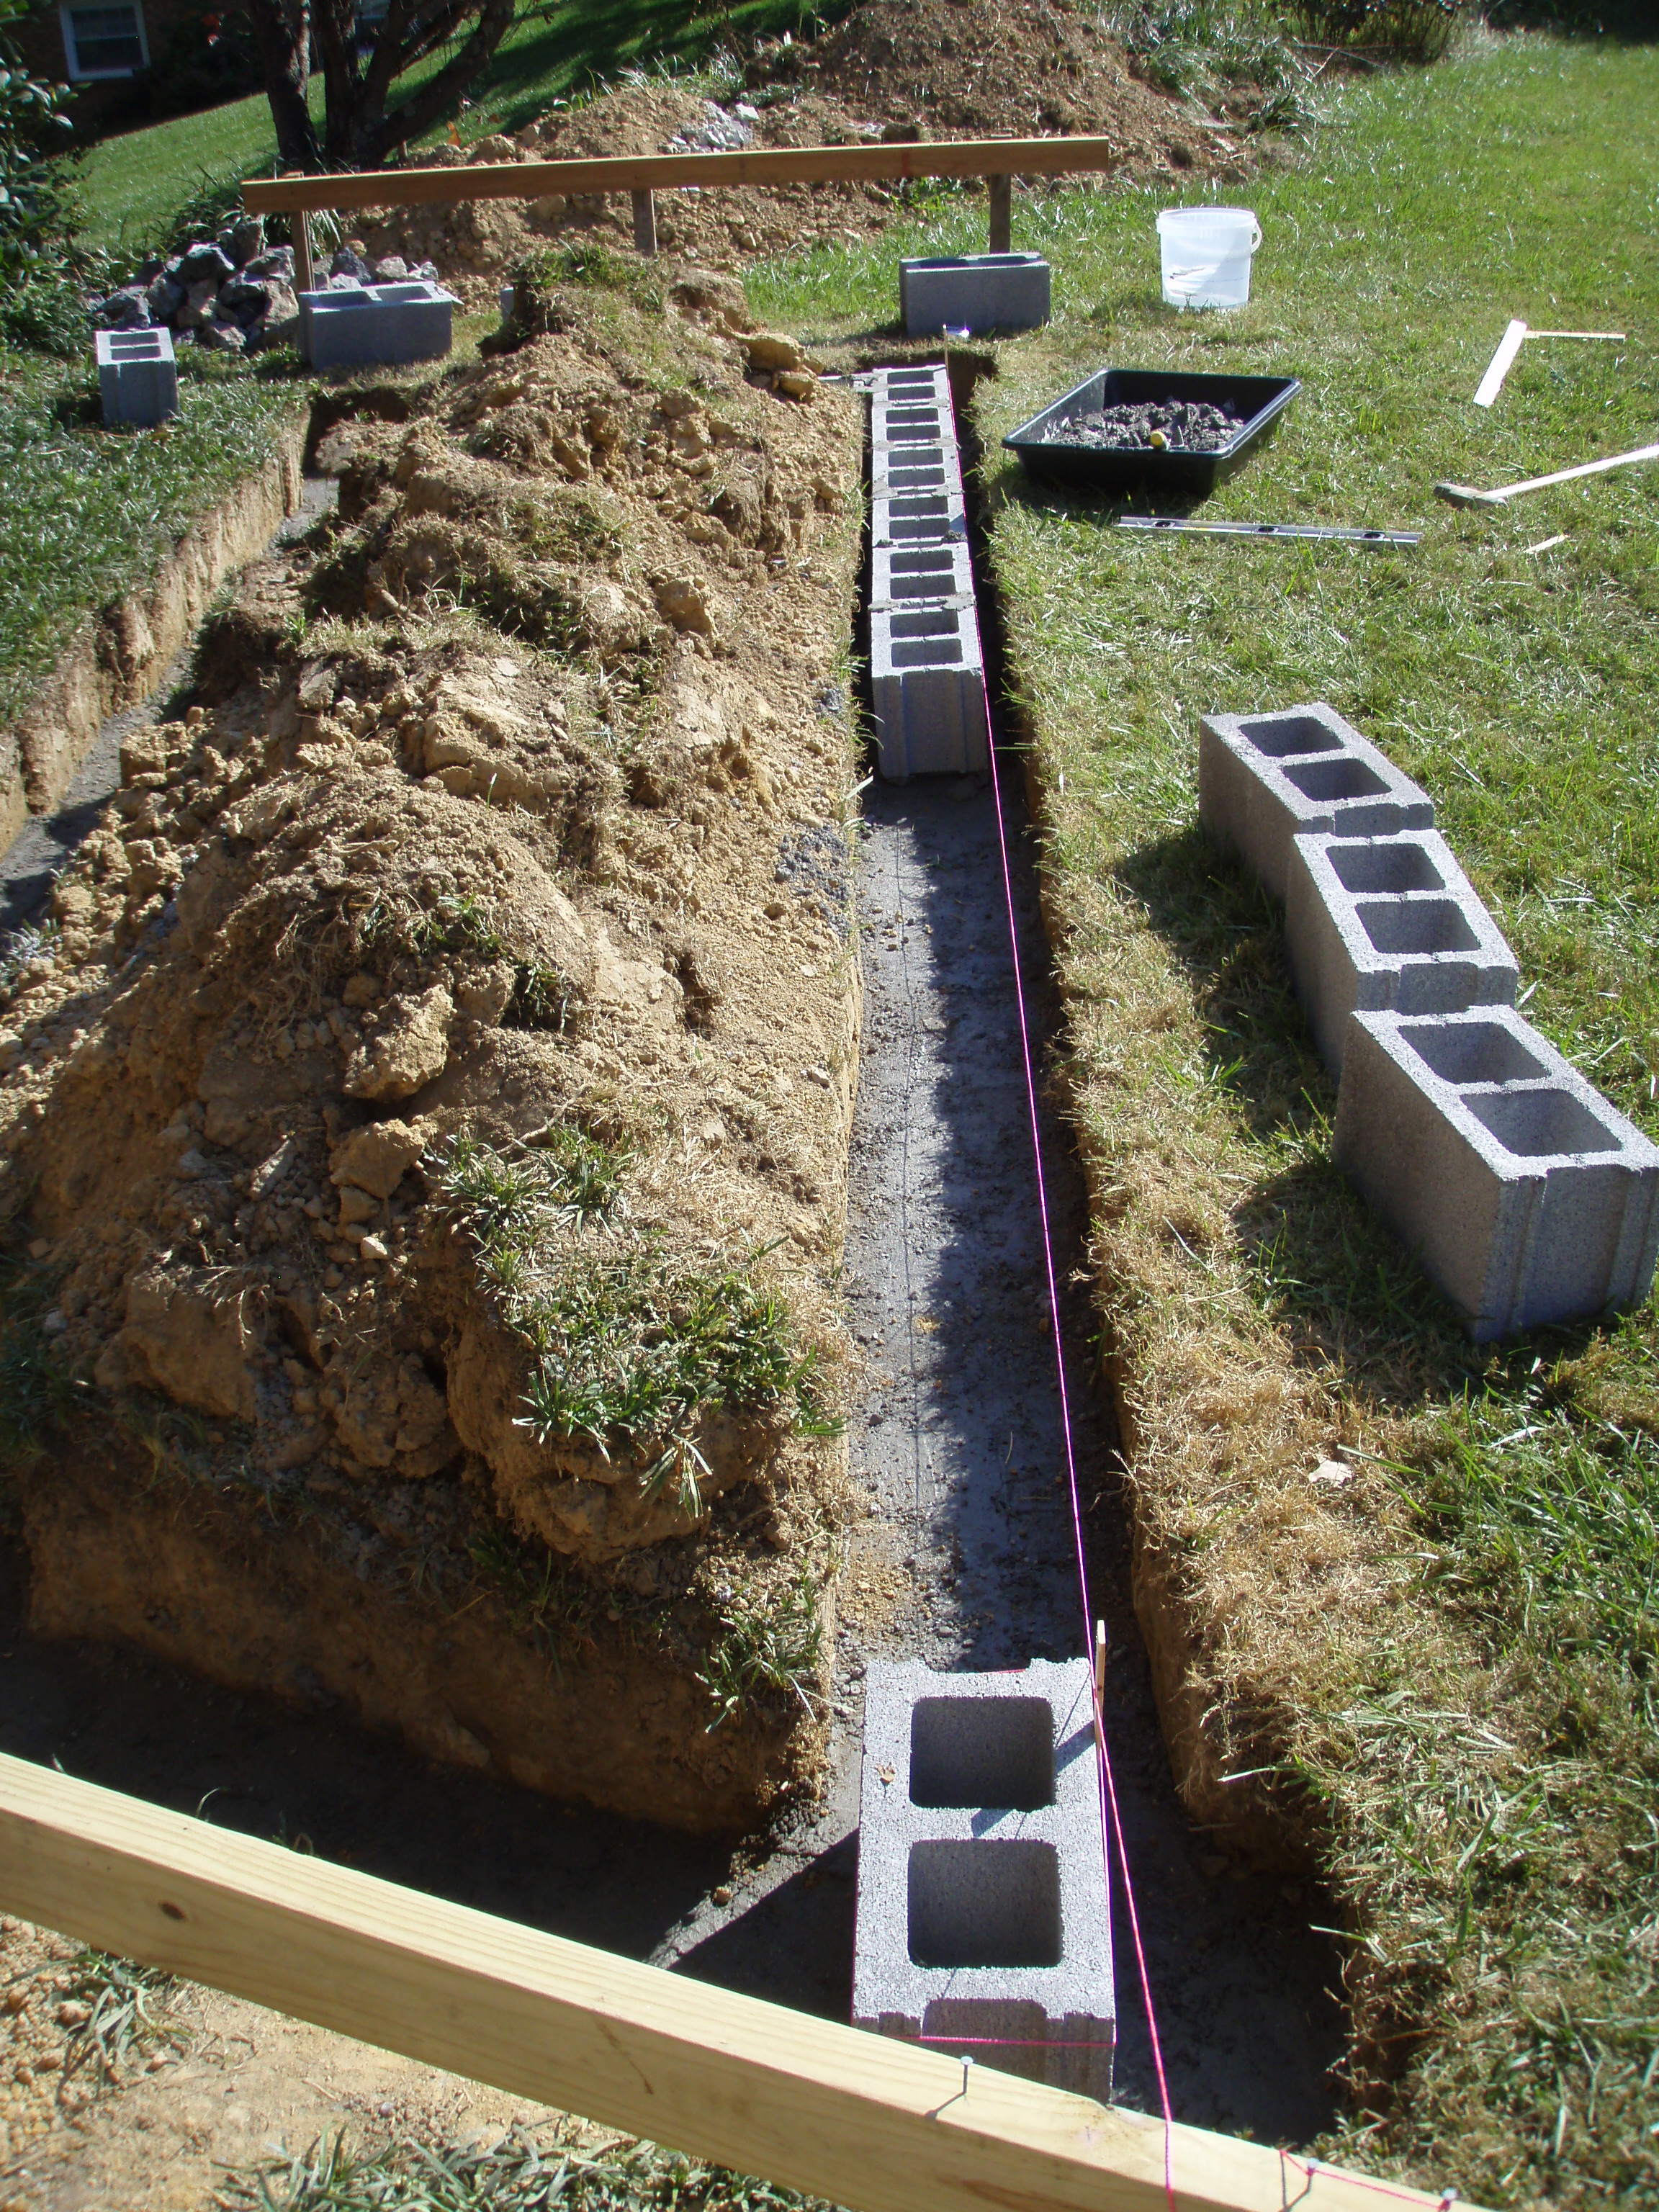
[[245, 0, 320, 170]]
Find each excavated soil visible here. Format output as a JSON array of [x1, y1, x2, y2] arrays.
[[0, 261, 869, 1832], [353, 1, 1251, 310]]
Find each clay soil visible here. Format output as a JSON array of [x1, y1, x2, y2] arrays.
[[354, 0, 1251, 310], [0, 258, 868, 1833]]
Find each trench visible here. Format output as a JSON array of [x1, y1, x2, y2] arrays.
[[0, 364, 1344, 2149]]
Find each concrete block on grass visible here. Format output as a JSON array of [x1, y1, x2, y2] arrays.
[[96, 327, 179, 428], [299, 279, 459, 369], [1199, 701, 1435, 904], [853, 1659, 1112, 2105], [873, 541, 975, 608], [1334, 1006, 1659, 1339], [1286, 830, 1519, 1075], [871, 603, 988, 778], [899, 253, 1051, 336]]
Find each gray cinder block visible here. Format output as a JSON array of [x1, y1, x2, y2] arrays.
[[96, 326, 179, 428], [870, 603, 989, 778], [871, 441, 966, 501], [871, 398, 954, 449], [853, 1660, 1112, 2105], [298, 279, 458, 369], [900, 253, 1051, 337], [1199, 702, 1436, 904], [872, 541, 975, 608], [871, 488, 967, 547], [1286, 830, 1519, 1075], [865, 363, 950, 397], [1334, 1006, 1659, 1339]]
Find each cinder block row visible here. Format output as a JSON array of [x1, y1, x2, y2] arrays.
[[872, 541, 975, 608], [899, 253, 1051, 338], [1334, 1007, 1659, 1340], [870, 603, 989, 778], [299, 279, 457, 369], [96, 326, 179, 428], [1286, 829, 1519, 1076], [871, 488, 968, 547], [1199, 702, 1435, 904], [853, 1660, 1113, 2105], [871, 398, 953, 448], [871, 442, 966, 501]]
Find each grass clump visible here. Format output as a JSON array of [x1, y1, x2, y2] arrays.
[[220, 2122, 838, 2212], [55, 1949, 188, 2085], [698, 1565, 824, 1730], [434, 1134, 827, 1514]]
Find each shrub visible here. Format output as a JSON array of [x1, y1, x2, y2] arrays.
[[1285, 0, 1460, 62]]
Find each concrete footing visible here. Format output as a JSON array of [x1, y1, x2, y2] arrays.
[[853, 1660, 1114, 2105]]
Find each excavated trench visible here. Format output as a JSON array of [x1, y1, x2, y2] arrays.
[[0, 362, 1344, 2146]]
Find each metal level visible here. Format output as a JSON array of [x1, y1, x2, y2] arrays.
[[1114, 516, 1419, 547]]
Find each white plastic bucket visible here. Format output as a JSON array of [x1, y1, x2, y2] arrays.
[[1156, 206, 1262, 310]]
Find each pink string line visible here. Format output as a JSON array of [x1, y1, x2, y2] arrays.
[[903, 374, 1452, 2212], [950, 377, 1177, 2212]]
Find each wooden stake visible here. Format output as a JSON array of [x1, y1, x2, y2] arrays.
[[632, 187, 657, 256], [989, 172, 1012, 253], [292, 208, 315, 297], [1472, 317, 1526, 408], [0, 1752, 1483, 2212], [1435, 440, 1659, 508], [1094, 1619, 1107, 1699]]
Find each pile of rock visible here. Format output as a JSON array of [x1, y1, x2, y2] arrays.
[[91, 230, 440, 360]]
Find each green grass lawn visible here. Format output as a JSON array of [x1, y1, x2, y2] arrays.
[[76, 0, 842, 257], [0, 351, 310, 725], [757, 24, 1659, 2209]]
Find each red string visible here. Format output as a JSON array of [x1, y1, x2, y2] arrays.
[[953, 375, 1178, 2212]]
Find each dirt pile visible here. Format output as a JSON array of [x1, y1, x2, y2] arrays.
[[354, 1, 1246, 303], [0, 260, 866, 1830]]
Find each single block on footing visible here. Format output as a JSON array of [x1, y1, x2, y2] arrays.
[[899, 253, 1051, 336], [853, 1660, 1113, 2105], [96, 327, 179, 428], [872, 541, 975, 608], [1334, 1006, 1659, 1339], [871, 397, 956, 449], [870, 603, 989, 778], [860, 363, 952, 405], [1286, 830, 1519, 1075], [871, 488, 967, 546], [871, 441, 966, 501], [1199, 701, 1434, 903]]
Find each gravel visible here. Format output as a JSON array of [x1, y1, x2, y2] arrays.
[[1049, 398, 1245, 452]]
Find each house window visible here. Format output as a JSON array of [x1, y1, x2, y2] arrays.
[[60, 1, 148, 78]]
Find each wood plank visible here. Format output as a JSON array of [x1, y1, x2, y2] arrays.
[[0, 1753, 1474, 2212], [1472, 317, 1527, 408], [243, 136, 1123, 216]]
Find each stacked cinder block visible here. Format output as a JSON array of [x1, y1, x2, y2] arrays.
[[96, 327, 179, 428], [298, 279, 459, 369], [1199, 699, 1659, 1334], [866, 368, 987, 779], [852, 1659, 1113, 2105]]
